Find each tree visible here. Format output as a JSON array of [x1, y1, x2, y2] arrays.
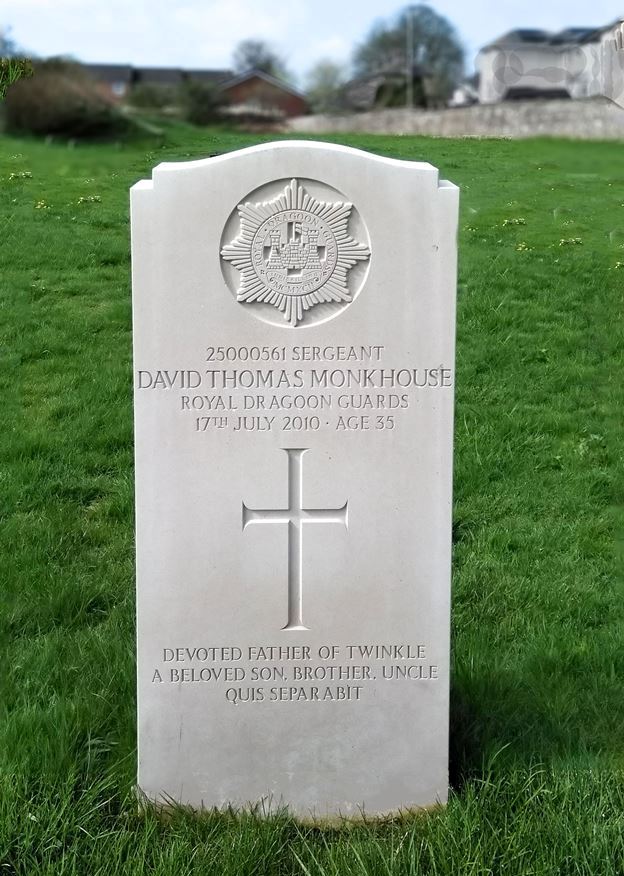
[[0, 26, 19, 57], [232, 39, 290, 81], [353, 4, 464, 100], [0, 27, 33, 102], [4, 58, 126, 137], [182, 80, 227, 126], [305, 60, 347, 113]]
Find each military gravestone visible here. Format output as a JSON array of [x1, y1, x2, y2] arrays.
[[131, 141, 459, 818]]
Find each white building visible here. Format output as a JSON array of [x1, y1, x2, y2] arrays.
[[478, 22, 621, 104]]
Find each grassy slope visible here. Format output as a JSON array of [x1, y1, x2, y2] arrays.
[[1, 124, 623, 874]]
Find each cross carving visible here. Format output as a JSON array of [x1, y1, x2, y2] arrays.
[[242, 448, 348, 631]]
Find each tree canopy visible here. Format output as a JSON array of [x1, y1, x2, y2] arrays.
[[232, 39, 290, 81], [353, 4, 464, 98], [305, 60, 347, 113], [0, 28, 33, 102], [1, 27, 20, 57]]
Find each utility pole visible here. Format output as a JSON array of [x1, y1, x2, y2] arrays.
[[406, 6, 414, 110]]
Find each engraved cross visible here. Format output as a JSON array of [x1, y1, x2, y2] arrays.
[[242, 448, 348, 631]]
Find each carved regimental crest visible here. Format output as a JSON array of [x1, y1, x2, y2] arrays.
[[220, 179, 370, 327]]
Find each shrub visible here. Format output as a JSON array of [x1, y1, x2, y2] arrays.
[[4, 58, 129, 138], [0, 57, 34, 101], [182, 80, 226, 125], [126, 83, 178, 109]]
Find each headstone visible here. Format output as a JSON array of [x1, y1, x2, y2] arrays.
[[131, 141, 458, 819]]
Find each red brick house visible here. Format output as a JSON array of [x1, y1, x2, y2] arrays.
[[218, 70, 308, 118], [83, 64, 307, 117]]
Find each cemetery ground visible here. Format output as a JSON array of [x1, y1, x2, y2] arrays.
[[1, 123, 623, 874]]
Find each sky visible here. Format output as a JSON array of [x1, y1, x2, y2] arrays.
[[2, 0, 623, 84]]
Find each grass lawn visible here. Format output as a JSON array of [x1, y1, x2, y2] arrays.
[[1, 122, 623, 874]]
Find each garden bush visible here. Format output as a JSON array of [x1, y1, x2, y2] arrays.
[[4, 58, 129, 138], [0, 57, 34, 101], [126, 83, 178, 110], [181, 80, 226, 125]]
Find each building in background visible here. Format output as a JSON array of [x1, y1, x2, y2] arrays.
[[83, 63, 191, 99], [219, 70, 307, 118], [341, 65, 449, 111], [83, 63, 133, 99], [478, 23, 620, 104], [448, 74, 479, 108], [82, 63, 305, 117]]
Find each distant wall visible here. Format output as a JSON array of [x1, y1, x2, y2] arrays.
[[288, 98, 624, 140]]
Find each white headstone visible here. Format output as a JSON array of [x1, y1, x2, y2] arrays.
[[131, 141, 459, 819]]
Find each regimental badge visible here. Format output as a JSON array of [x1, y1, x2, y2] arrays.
[[220, 178, 371, 327]]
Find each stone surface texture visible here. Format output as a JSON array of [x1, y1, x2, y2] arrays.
[[131, 141, 459, 819], [288, 98, 624, 140]]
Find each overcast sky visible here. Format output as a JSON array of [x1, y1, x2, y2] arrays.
[[3, 0, 623, 83]]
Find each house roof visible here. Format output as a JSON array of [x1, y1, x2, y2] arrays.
[[185, 68, 232, 85], [343, 67, 429, 111], [82, 63, 133, 83], [490, 28, 552, 47], [482, 21, 619, 51], [81, 63, 234, 88], [343, 74, 388, 111], [133, 67, 185, 85], [576, 20, 624, 43], [550, 27, 599, 44], [220, 69, 306, 100]]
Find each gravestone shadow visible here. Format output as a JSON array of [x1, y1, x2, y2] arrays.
[[448, 666, 617, 790]]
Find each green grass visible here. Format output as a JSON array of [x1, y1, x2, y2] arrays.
[[1, 122, 623, 874]]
